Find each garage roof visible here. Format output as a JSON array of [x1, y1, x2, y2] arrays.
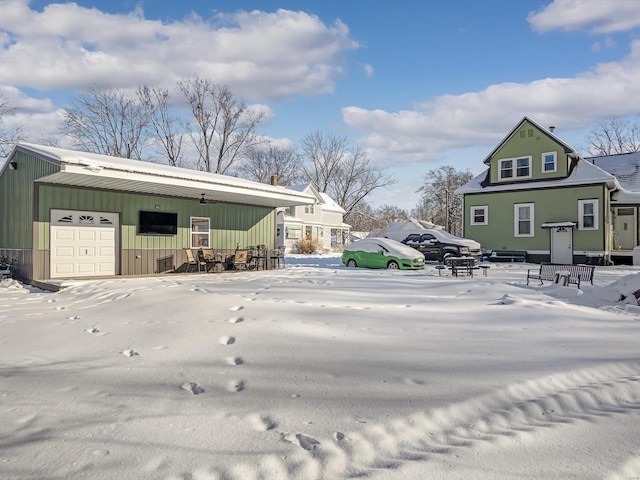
[[10, 143, 314, 208]]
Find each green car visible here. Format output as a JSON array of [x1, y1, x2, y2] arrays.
[[342, 237, 425, 270]]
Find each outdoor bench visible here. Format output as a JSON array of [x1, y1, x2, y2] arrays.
[[526, 263, 595, 288], [489, 250, 527, 262]]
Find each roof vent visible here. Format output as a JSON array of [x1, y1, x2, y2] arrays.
[[549, 126, 556, 133]]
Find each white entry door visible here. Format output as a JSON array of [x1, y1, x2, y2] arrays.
[[50, 210, 118, 278], [550, 226, 573, 264]]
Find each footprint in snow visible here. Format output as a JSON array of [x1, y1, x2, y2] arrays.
[[220, 336, 235, 345], [226, 356, 243, 366], [228, 317, 244, 324], [227, 379, 245, 392], [181, 382, 205, 394], [282, 433, 320, 451], [84, 327, 100, 333], [121, 349, 139, 357], [229, 305, 244, 312]]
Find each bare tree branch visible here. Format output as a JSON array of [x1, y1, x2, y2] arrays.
[[138, 86, 184, 167], [234, 144, 303, 185], [59, 85, 151, 159], [586, 115, 640, 155], [178, 78, 266, 174], [414, 165, 473, 235], [300, 131, 395, 215]]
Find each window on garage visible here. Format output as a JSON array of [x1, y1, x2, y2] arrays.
[[190, 217, 210, 248]]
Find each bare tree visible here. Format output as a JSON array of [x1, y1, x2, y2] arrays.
[[60, 85, 150, 159], [138, 86, 184, 167], [234, 144, 303, 185], [301, 131, 348, 192], [345, 202, 408, 232], [586, 115, 640, 155], [415, 166, 473, 235], [178, 78, 266, 174], [0, 95, 25, 156], [300, 131, 396, 214]]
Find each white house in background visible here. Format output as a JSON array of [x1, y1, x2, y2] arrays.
[[276, 184, 351, 253]]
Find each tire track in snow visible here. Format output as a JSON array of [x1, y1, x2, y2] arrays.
[[187, 362, 640, 479]]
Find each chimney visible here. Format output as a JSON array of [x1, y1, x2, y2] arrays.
[[549, 126, 555, 133], [270, 175, 278, 186]]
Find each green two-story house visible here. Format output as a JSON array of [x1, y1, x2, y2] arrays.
[[457, 117, 621, 265]]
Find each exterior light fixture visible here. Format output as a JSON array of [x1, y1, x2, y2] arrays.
[[9, 161, 17, 170], [199, 194, 206, 205]]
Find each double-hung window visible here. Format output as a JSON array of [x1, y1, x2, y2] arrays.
[[499, 159, 513, 180], [470, 206, 488, 225], [190, 217, 210, 248], [499, 157, 531, 180], [516, 157, 531, 177], [514, 203, 534, 237], [542, 152, 557, 173], [578, 199, 598, 230]]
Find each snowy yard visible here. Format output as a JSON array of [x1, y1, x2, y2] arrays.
[[1, 256, 640, 480]]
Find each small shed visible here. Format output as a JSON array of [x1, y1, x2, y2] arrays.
[[0, 143, 313, 283]]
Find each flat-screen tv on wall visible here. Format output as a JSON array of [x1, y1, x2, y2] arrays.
[[139, 211, 178, 235]]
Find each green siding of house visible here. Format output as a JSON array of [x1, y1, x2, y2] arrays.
[[0, 151, 59, 248], [488, 120, 570, 183], [464, 184, 607, 253], [36, 185, 275, 251]]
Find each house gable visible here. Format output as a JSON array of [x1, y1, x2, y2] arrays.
[[485, 118, 577, 185]]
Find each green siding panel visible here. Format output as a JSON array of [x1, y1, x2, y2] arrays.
[[464, 185, 607, 252], [37, 185, 276, 251], [0, 151, 59, 248]]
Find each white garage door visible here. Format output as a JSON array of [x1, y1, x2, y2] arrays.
[[50, 210, 118, 278]]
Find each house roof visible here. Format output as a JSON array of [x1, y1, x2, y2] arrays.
[[587, 151, 640, 191], [482, 116, 577, 165], [8, 143, 314, 208], [456, 158, 620, 195], [284, 183, 346, 213]]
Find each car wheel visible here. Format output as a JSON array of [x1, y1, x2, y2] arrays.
[[443, 253, 454, 265], [387, 260, 399, 269], [347, 259, 357, 267]]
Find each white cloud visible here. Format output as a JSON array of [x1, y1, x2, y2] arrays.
[[362, 63, 374, 78], [528, 0, 640, 34], [0, 1, 358, 101], [343, 40, 640, 164]]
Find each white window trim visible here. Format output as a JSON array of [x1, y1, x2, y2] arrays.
[[542, 151, 557, 173], [189, 216, 210, 249], [514, 203, 534, 237], [470, 205, 488, 225], [578, 199, 599, 230], [499, 156, 532, 180]]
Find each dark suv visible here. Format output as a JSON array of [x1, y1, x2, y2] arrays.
[[395, 230, 481, 264]]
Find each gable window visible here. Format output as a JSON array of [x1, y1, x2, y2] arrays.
[[304, 204, 315, 214], [542, 152, 557, 173], [499, 159, 513, 179], [578, 199, 598, 230], [516, 157, 531, 177], [470, 206, 488, 225], [514, 203, 534, 237], [499, 157, 531, 180], [190, 217, 210, 248]]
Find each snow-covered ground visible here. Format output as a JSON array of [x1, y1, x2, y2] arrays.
[[1, 256, 640, 480]]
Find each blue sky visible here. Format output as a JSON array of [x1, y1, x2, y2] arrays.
[[3, 0, 640, 209]]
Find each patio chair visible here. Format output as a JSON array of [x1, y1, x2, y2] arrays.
[[230, 249, 249, 270], [185, 249, 206, 272]]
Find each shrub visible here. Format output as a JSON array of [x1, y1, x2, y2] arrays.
[[297, 238, 321, 254]]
